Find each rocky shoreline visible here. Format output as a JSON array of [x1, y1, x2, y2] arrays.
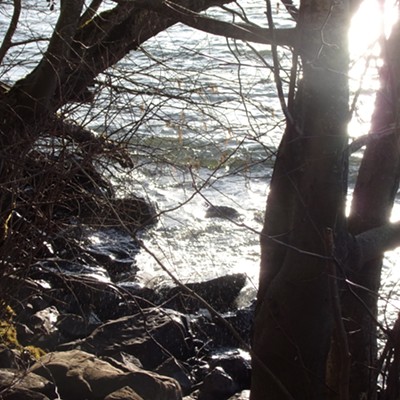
[[0, 220, 254, 400], [0, 150, 255, 399]]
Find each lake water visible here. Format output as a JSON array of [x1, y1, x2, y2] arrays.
[[1, 0, 400, 317]]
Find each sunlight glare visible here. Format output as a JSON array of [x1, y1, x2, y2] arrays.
[[349, 0, 381, 59], [349, 0, 398, 58], [348, 0, 398, 138]]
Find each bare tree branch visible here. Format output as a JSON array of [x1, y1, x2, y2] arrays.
[[134, 0, 296, 46], [79, 0, 103, 25], [5, 0, 85, 121], [60, 0, 235, 104], [279, 0, 299, 21], [348, 126, 396, 153], [0, 0, 21, 64], [354, 221, 400, 267]]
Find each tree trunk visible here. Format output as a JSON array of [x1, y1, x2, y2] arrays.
[[342, 17, 400, 400], [251, 1, 351, 399], [0, 0, 232, 234], [0, 0, 84, 240]]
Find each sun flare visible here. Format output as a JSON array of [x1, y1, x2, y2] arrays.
[[349, 0, 399, 65], [347, 0, 398, 138]]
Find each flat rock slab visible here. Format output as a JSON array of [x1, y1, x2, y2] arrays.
[[58, 308, 193, 370], [31, 349, 182, 400]]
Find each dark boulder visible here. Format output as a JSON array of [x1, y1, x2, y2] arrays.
[[197, 366, 239, 400], [208, 351, 251, 391], [159, 273, 247, 313], [205, 205, 241, 220], [189, 302, 254, 350], [155, 357, 194, 396], [0, 347, 21, 369], [58, 308, 195, 370], [56, 312, 102, 340]]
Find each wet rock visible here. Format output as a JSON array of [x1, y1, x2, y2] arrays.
[[25, 306, 62, 350], [116, 281, 158, 308], [208, 351, 251, 391], [197, 366, 239, 400], [205, 205, 240, 220], [228, 390, 250, 400], [159, 273, 247, 313], [23, 269, 127, 322], [82, 227, 142, 282], [80, 196, 157, 229], [56, 312, 102, 340], [0, 347, 21, 369], [58, 308, 195, 370], [222, 304, 254, 346], [183, 391, 199, 400], [30, 307, 59, 333], [186, 357, 210, 385], [190, 302, 254, 350], [0, 368, 57, 400], [32, 259, 111, 285], [155, 357, 194, 395], [31, 349, 182, 400]]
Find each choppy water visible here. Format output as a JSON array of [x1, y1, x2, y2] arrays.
[[1, 0, 400, 317]]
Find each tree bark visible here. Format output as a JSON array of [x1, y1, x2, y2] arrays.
[[0, 0, 85, 239], [342, 17, 400, 400], [251, 1, 351, 399], [2, 0, 84, 124]]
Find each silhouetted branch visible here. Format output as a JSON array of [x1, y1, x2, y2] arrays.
[[6, 0, 85, 121], [79, 0, 103, 25], [348, 126, 396, 153], [133, 0, 296, 46], [0, 0, 21, 64], [354, 221, 400, 267], [279, 0, 299, 21]]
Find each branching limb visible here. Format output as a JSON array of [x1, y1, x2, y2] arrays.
[[265, 0, 294, 125], [0, 0, 21, 64], [348, 126, 395, 154], [353, 221, 400, 267], [79, 0, 103, 25], [279, 0, 299, 21], [5, 0, 85, 121], [133, 0, 296, 46], [61, 0, 234, 104]]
